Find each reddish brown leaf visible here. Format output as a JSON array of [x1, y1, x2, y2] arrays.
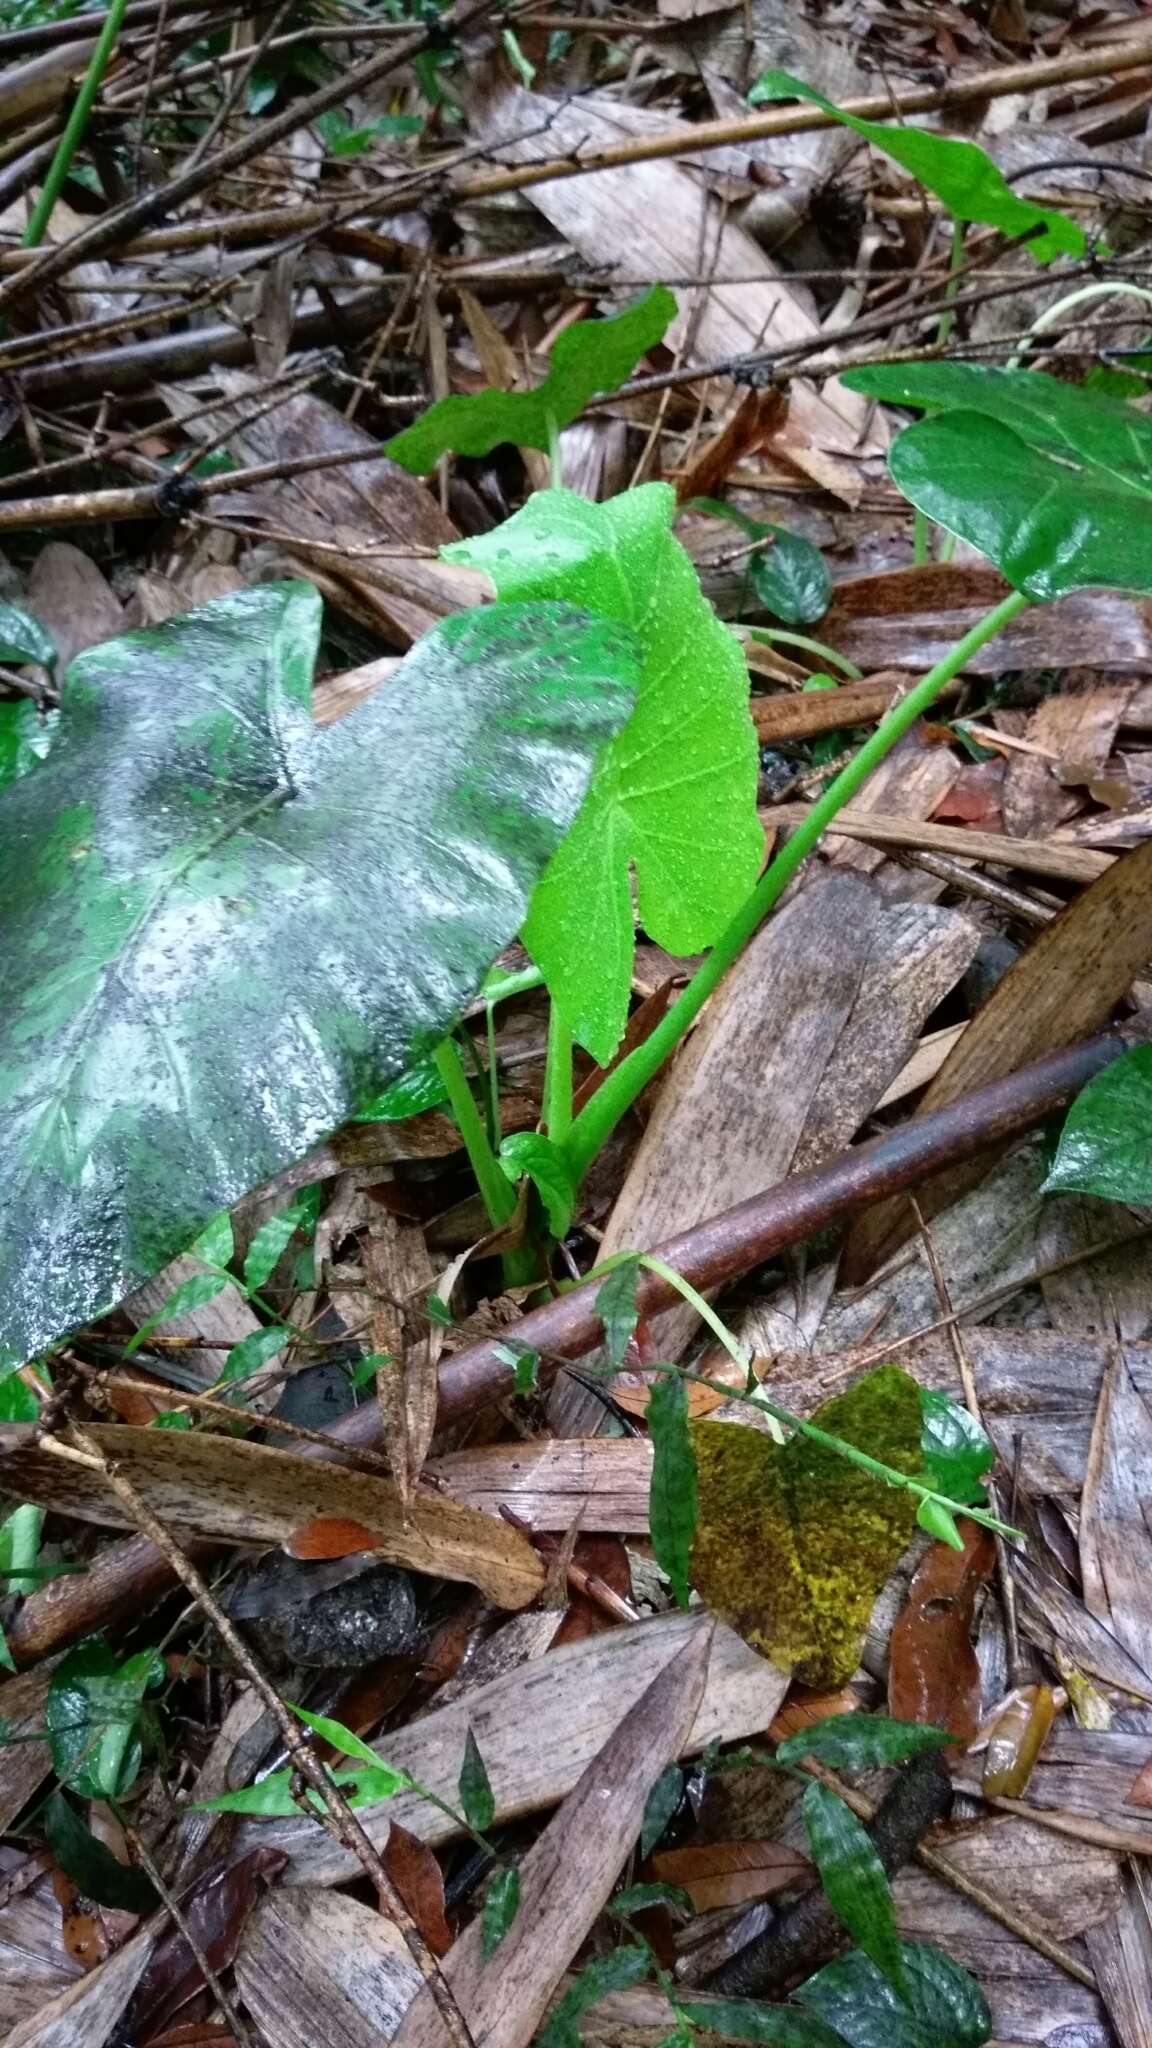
[[142, 2025, 239, 2048], [768, 1686, 859, 1745], [651, 1838, 812, 1911], [284, 1515, 382, 1560], [381, 1824, 451, 1957], [888, 1522, 995, 1741], [553, 1535, 634, 1646], [50, 1860, 109, 1971], [128, 1849, 286, 2038]]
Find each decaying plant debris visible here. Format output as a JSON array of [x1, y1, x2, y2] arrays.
[[4, 2, 1152, 2045]]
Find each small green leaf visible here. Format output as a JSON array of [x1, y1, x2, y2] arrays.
[[498, 1130, 576, 1239], [190, 1210, 234, 1269], [0, 1501, 44, 1595], [355, 1056, 449, 1122], [125, 1272, 231, 1355], [801, 1781, 903, 1994], [749, 530, 831, 627], [46, 1638, 158, 1800], [458, 1726, 496, 1833], [426, 1293, 455, 1328], [647, 1372, 698, 1609], [1044, 1045, 1152, 1203], [449, 486, 762, 1061], [494, 1341, 541, 1395], [681, 2002, 847, 2047], [0, 1623, 13, 1673], [612, 1880, 693, 1919], [316, 107, 422, 155], [197, 1769, 301, 1816], [387, 289, 675, 471], [749, 72, 1082, 263], [482, 1864, 520, 1956], [0, 701, 56, 790], [798, 1941, 991, 2048], [777, 1713, 955, 1771], [919, 1390, 994, 1506], [153, 1409, 193, 1429], [42, 1790, 158, 1912], [243, 1186, 321, 1292], [916, 1497, 964, 1550], [640, 1763, 683, 1857], [597, 1256, 641, 1369], [0, 602, 56, 671], [290, 1703, 411, 1784], [220, 1324, 290, 1384], [537, 1947, 652, 2048]]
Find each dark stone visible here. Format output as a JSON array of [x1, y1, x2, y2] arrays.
[[236, 1554, 418, 1669]]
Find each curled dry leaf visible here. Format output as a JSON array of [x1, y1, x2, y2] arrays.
[[0, 1424, 546, 1610]]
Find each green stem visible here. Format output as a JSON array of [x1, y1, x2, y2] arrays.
[[23, 0, 132, 248], [543, 1004, 573, 1143], [751, 628, 863, 680], [480, 964, 544, 1005], [564, 588, 1031, 1184], [432, 1037, 516, 1231], [936, 218, 966, 349], [1007, 278, 1152, 370], [912, 508, 930, 568]]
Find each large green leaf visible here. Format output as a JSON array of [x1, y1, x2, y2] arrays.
[[801, 1782, 903, 1994], [1044, 1045, 1152, 1203], [886, 408, 1152, 600], [776, 1713, 954, 1772], [749, 74, 1082, 263], [798, 1942, 991, 2048], [0, 700, 56, 790], [0, 583, 638, 1366], [449, 487, 762, 1061], [386, 288, 676, 472]]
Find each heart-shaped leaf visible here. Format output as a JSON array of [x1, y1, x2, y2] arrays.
[[1044, 1043, 1152, 1203], [690, 1366, 921, 1685], [750, 73, 1082, 263], [0, 582, 638, 1367], [449, 486, 762, 1061], [386, 288, 676, 472], [841, 360, 1152, 484]]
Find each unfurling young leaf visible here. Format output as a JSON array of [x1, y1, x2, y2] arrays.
[[691, 1365, 922, 1685], [482, 1864, 520, 1956], [42, 1790, 158, 1913], [458, 1726, 496, 1833], [776, 1713, 955, 1772], [597, 1256, 641, 1368], [498, 1130, 577, 1239], [919, 1389, 994, 1506], [647, 1372, 698, 1610], [0, 584, 639, 1369], [801, 1781, 903, 1995], [536, 1946, 652, 2048], [798, 1940, 992, 2048], [449, 486, 762, 1062], [1044, 1044, 1152, 1204], [749, 73, 1082, 263], [386, 288, 675, 472]]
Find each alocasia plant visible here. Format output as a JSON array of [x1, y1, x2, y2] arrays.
[[449, 484, 763, 1062], [0, 581, 639, 1366]]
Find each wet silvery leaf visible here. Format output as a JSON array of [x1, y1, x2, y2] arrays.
[[0, 582, 638, 1366], [1044, 1044, 1152, 1203]]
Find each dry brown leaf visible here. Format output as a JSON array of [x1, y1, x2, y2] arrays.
[[826, 564, 1152, 676], [234, 1888, 422, 2048], [843, 839, 1152, 1282], [0, 1425, 545, 1610], [889, 1523, 995, 1742], [6, 1923, 156, 2048], [650, 1838, 811, 1912], [391, 1620, 715, 2048], [363, 1212, 441, 1505]]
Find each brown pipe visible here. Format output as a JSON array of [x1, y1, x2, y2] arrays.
[[7, 1032, 1120, 1666]]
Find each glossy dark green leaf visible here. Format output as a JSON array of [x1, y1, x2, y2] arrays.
[[888, 409, 1152, 601], [648, 1372, 698, 1609], [386, 289, 676, 471], [801, 1782, 903, 1994], [458, 1726, 496, 1833], [0, 1623, 13, 1672], [611, 1880, 693, 1920], [0, 602, 56, 671], [221, 1324, 289, 1384], [0, 701, 56, 790], [640, 1763, 683, 1857], [749, 74, 1082, 263], [1044, 1045, 1152, 1203], [919, 1390, 994, 1505], [46, 1639, 159, 1799], [482, 1864, 520, 1956], [42, 1789, 158, 1912], [749, 531, 831, 627], [243, 1184, 321, 1293], [0, 582, 638, 1368], [493, 1340, 541, 1395], [681, 2001, 847, 2047], [597, 1256, 641, 1369], [798, 1942, 991, 2048], [840, 360, 1152, 482], [354, 1055, 449, 1122], [777, 1713, 955, 1771], [915, 1497, 964, 1550], [498, 1130, 576, 1239], [536, 1945, 652, 2048]]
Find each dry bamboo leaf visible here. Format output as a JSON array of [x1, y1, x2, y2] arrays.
[[0, 1663, 54, 1834], [1079, 1351, 1152, 1682], [391, 1621, 714, 2048], [234, 1888, 423, 2048], [427, 1439, 654, 1532], [231, 1611, 790, 1886], [25, 542, 123, 671], [363, 1212, 440, 1505], [0, 1425, 545, 1609], [843, 839, 1152, 1282], [6, 1923, 156, 2048]]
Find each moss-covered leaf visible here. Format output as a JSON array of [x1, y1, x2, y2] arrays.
[[449, 487, 762, 1060], [690, 1366, 922, 1685], [0, 582, 638, 1366]]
